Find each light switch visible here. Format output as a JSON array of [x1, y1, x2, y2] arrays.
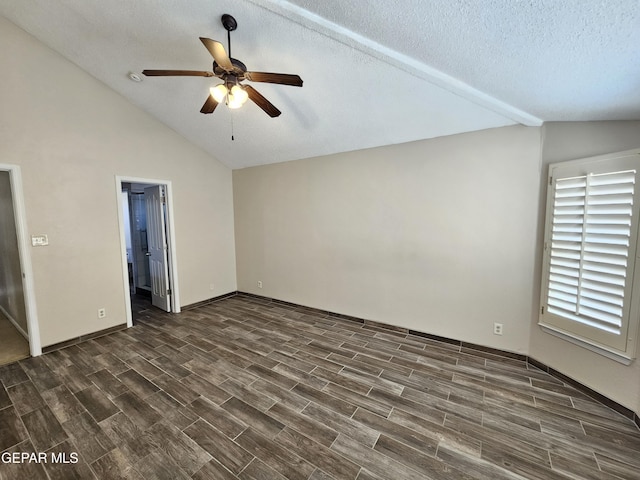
[[31, 234, 49, 246]]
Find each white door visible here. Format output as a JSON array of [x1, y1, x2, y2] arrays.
[[144, 185, 170, 312]]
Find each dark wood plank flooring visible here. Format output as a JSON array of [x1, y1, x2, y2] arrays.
[[0, 295, 638, 479]]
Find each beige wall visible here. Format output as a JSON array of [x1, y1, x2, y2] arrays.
[[0, 17, 237, 347], [234, 125, 541, 353], [0, 171, 28, 333], [530, 121, 640, 415]]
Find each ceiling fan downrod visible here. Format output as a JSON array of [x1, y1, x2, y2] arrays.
[[221, 14, 237, 59]]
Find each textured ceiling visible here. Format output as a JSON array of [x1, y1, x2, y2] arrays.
[[1, 1, 638, 169]]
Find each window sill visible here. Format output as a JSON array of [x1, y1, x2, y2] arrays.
[[539, 323, 634, 366]]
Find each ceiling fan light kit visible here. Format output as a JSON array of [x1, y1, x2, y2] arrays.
[[142, 13, 302, 118], [210, 83, 249, 109]]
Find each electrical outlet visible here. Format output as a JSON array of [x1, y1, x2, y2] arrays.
[[493, 323, 503, 335], [257, 281, 263, 288], [98, 308, 106, 319]]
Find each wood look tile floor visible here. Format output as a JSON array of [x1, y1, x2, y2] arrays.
[[1, 295, 639, 480]]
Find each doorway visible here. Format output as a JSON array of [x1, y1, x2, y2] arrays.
[[116, 177, 180, 327], [0, 164, 41, 362]]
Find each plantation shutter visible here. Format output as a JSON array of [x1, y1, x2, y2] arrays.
[[540, 150, 640, 358], [548, 171, 634, 333]]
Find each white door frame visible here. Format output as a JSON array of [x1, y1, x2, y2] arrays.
[[0, 163, 42, 356], [115, 176, 181, 328]]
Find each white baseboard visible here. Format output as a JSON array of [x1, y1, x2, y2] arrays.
[[0, 304, 29, 340]]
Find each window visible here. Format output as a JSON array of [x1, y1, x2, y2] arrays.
[[540, 149, 640, 363]]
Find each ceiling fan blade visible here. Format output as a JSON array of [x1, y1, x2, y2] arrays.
[[244, 85, 281, 117], [200, 94, 219, 114], [199, 38, 233, 71], [245, 72, 303, 87], [142, 70, 214, 77]]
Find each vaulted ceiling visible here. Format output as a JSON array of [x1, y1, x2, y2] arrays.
[[1, 1, 638, 168]]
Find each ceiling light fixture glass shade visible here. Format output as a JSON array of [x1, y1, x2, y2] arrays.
[[210, 84, 228, 103], [210, 84, 248, 109], [227, 85, 249, 109]]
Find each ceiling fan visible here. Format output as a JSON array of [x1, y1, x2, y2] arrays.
[[142, 14, 303, 118]]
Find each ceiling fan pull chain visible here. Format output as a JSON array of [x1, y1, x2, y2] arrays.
[[231, 111, 235, 141]]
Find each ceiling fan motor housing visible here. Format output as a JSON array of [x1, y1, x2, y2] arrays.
[[213, 58, 247, 78]]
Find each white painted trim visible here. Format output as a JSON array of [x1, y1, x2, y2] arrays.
[[0, 304, 28, 339], [540, 324, 633, 366], [0, 163, 42, 356], [163, 181, 181, 314], [115, 176, 181, 329], [246, 0, 543, 126], [115, 179, 134, 328]]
